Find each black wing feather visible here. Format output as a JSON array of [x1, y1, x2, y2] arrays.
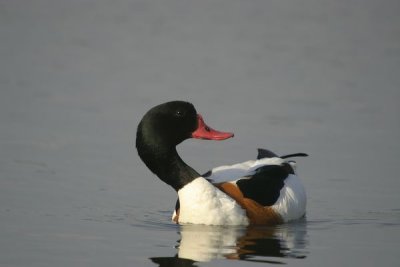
[[257, 148, 279, 159], [236, 164, 293, 206]]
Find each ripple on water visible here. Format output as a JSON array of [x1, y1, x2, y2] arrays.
[[148, 214, 309, 264], [131, 210, 178, 231]]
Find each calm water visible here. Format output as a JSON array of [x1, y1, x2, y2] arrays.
[[1, 1, 400, 266]]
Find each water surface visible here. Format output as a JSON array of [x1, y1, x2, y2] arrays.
[[1, 0, 399, 266]]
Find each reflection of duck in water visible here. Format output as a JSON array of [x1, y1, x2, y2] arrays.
[[151, 222, 307, 266], [136, 101, 308, 226]]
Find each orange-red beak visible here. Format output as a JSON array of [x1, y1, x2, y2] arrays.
[[191, 114, 234, 140]]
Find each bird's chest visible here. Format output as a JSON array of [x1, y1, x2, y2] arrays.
[[177, 178, 249, 225]]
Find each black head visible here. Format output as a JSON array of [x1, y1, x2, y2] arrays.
[[136, 101, 198, 148], [136, 101, 234, 190]]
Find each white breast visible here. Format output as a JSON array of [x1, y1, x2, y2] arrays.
[[177, 177, 249, 226]]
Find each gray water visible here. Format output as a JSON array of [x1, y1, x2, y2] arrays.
[[1, 1, 399, 266]]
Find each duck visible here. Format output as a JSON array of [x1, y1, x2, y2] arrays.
[[136, 101, 307, 226]]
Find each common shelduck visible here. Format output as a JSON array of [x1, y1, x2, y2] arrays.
[[136, 101, 307, 225]]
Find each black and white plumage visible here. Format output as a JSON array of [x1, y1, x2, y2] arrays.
[[136, 101, 307, 225]]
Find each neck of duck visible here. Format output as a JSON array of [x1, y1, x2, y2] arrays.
[[137, 139, 200, 191]]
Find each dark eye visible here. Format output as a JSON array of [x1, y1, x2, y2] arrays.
[[175, 110, 184, 118]]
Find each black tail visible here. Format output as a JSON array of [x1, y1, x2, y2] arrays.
[[257, 148, 308, 159], [281, 153, 309, 159]]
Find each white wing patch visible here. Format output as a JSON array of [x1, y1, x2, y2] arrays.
[[272, 174, 307, 222], [205, 157, 286, 183]]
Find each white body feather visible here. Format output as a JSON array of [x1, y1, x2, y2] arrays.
[[177, 177, 249, 225], [271, 174, 307, 222], [175, 157, 306, 225]]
